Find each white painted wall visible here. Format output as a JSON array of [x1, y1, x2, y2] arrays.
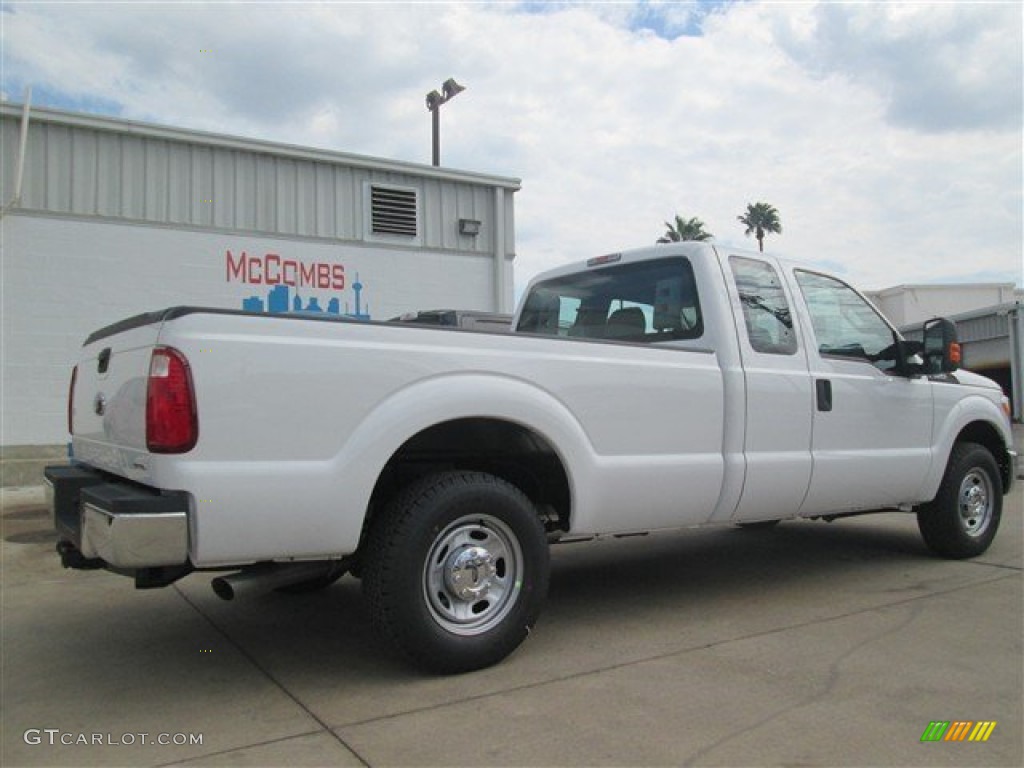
[[1, 213, 498, 445]]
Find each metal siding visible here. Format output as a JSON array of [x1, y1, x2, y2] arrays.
[[20, 122, 45, 209], [1, 110, 516, 254], [0, 119, 17, 201], [441, 181, 459, 251], [212, 149, 235, 230], [255, 154, 276, 232], [503, 191, 516, 257], [339, 168, 358, 240], [95, 132, 121, 217], [167, 142, 192, 223], [191, 146, 214, 228], [45, 124, 72, 212], [276, 157, 297, 235], [314, 163, 335, 238], [957, 313, 1007, 344], [293, 159, 311, 235], [420, 177, 439, 248], [120, 135, 145, 219], [144, 139, 169, 221], [71, 128, 97, 214], [234, 152, 256, 231]]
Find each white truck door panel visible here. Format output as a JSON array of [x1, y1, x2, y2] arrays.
[[724, 255, 814, 521], [792, 269, 934, 515], [800, 363, 933, 513]]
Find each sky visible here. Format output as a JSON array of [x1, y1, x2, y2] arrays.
[[1, 0, 1021, 294]]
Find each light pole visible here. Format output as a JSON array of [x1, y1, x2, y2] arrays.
[[425, 78, 465, 167]]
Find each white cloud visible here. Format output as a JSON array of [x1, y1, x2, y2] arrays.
[[1, 0, 1020, 293]]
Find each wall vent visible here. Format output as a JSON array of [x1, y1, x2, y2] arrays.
[[369, 185, 418, 237]]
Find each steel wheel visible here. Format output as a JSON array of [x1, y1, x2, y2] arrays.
[[423, 515, 523, 636], [957, 468, 994, 538]]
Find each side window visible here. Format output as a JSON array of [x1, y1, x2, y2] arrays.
[[729, 256, 797, 355], [517, 257, 703, 343], [795, 270, 897, 371]]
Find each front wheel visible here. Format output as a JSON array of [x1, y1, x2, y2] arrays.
[[362, 471, 550, 673], [917, 442, 1002, 559]]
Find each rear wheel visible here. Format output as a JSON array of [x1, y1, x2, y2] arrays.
[[362, 471, 549, 673], [917, 442, 1002, 559]]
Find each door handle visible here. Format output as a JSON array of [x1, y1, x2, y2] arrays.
[[816, 379, 833, 412]]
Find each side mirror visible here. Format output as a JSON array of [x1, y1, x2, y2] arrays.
[[894, 339, 925, 377], [923, 318, 961, 373]]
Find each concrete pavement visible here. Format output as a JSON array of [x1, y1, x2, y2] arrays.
[[2, 482, 1021, 767]]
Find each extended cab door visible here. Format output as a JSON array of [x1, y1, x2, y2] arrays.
[[792, 270, 933, 515], [725, 255, 814, 521]]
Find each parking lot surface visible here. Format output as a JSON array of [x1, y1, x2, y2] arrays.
[[2, 476, 1021, 767]]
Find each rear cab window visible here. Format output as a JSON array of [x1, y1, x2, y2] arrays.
[[729, 256, 798, 355], [516, 257, 703, 343]]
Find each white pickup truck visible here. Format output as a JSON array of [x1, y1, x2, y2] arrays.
[[46, 243, 1017, 673]]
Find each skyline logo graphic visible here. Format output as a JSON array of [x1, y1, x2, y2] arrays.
[[920, 721, 997, 743]]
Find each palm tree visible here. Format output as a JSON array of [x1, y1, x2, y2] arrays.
[[737, 202, 782, 252], [657, 214, 713, 244]]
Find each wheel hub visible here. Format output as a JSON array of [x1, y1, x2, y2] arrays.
[[445, 546, 496, 600], [423, 514, 524, 636], [958, 470, 992, 535]]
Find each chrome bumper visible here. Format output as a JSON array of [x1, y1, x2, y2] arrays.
[[79, 502, 188, 567], [44, 465, 189, 569]]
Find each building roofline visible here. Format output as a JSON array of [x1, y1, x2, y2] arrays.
[[900, 300, 1022, 331], [0, 102, 522, 191], [869, 282, 1018, 297]]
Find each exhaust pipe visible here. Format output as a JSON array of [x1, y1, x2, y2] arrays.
[[211, 562, 339, 600]]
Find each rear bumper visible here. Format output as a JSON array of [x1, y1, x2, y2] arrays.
[[44, 465, 190, 569]]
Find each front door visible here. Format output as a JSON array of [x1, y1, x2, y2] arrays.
[[793, 270, 933, 515]]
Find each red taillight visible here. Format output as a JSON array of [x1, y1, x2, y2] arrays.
[[146, 347, 198, 453], [68, 365, 78, 434]]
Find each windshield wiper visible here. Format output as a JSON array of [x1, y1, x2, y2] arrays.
[[739, 292, 792, 328]]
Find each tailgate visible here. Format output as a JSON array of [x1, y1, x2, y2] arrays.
[[71, 316, 163, 483]]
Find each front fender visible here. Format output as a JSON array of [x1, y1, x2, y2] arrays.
[[921, 393, 1013, 501]]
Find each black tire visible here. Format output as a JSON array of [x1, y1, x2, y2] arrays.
[[917, 442, 1002, 559], [362, 471, 550, 674]]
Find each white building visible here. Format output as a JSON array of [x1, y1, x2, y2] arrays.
[[0, 103, 519, 484]]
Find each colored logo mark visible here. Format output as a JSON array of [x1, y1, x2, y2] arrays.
[[920, 721, 996, 743]]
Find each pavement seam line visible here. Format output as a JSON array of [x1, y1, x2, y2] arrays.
[[336, 568, 1020, 730], [679, 600, 930, 766], [170, 584, 373, 768]]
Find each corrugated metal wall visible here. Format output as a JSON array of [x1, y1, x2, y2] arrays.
[[0, 107, 516, 256]]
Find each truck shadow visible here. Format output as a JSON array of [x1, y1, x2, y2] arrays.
[[179, 515, 937, 678], [6, 513, 1003, 738]]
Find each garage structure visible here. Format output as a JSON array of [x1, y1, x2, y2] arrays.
[[0, 102, 520, 483]]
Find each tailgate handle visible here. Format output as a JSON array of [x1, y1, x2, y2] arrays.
[[97, 348, 112, 374]]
